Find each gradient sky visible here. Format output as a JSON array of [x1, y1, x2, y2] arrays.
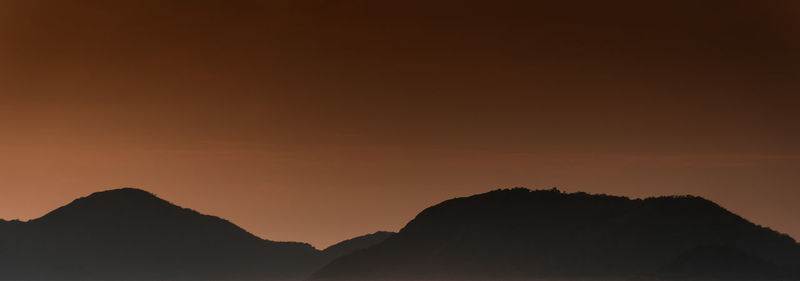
[[1, 0, 799, 248]]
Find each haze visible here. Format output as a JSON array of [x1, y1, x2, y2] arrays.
[[1, 0, 798, 248]]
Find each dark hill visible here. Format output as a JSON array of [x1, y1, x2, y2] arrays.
[[311, 188, 800, 280], [0, 188, 374, 281], [321, 231, 395, 261]]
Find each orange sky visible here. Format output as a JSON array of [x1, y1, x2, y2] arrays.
[[1, 0, 799, 248]]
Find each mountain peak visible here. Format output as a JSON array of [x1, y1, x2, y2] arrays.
[[34, 187, 183, 223], [0, 187, 332, 280], [88, 187, 159, 197], [312, 187, 800, 280], [78, 187, 165, 204], [62, 187, 166, 205]]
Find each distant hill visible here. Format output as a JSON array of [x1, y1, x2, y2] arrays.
[[2, 187, 798, 280], [321, 231, 395, 261], [0, 188, 383, 281], [311, 188, 800, 280]]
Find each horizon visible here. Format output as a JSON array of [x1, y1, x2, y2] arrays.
[[2, 186, 797, 249], [2, 0, 799, 250]]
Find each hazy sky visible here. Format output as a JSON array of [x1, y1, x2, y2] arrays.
[[1, 0, 799, 248]]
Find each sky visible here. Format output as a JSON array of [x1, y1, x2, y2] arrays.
[[1, 0, 799, 248]]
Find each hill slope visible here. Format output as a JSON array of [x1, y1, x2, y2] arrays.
[[321, 231, 395, 261], [312, 188, 800, 280], [0, 188, 370, 281]]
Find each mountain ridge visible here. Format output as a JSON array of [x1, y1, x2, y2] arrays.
[[321, 231, 395, 261], [1, 187, 798, 280], [311, 188, 800, 280], [0, 188, 388, 281]]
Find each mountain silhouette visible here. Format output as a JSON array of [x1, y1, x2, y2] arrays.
[[311, 188, 800, 280], [321, 231, 395, 261], [0, 188, 383, 281], [2, 187, 798, 280]]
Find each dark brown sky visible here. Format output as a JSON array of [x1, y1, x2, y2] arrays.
[[1, 0, 799, 248]]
